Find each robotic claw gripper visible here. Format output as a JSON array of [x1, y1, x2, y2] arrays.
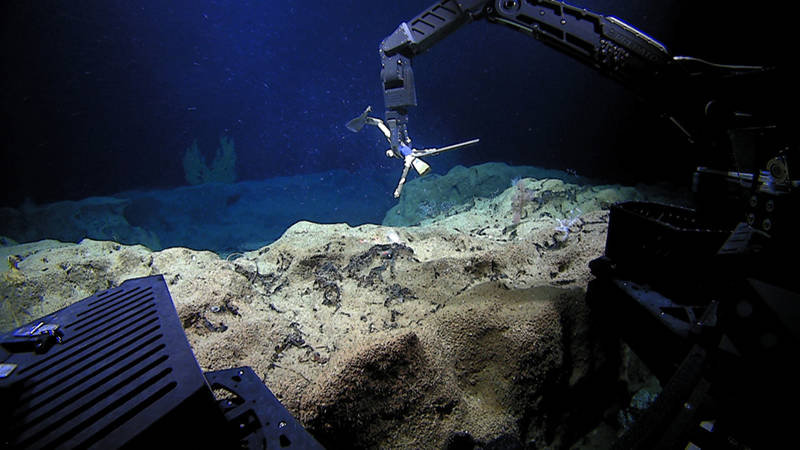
[[346, 105, 480, 198]]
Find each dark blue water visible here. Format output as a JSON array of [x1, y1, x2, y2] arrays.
[[1, 1, 790, 253], [3, 0, 783, 204]]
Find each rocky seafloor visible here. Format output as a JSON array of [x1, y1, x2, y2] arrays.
[[1, 164, 683, 448]]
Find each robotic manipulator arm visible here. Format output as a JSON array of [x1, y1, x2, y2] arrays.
[[347, 1, 488, 198], [349, 0, 774, 198]]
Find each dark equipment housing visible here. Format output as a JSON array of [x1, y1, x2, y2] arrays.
[[587, 199, 800, 449], [0, 275, 322, 449]]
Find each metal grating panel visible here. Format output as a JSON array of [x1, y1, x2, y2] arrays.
[[0, 275, 213, 449]]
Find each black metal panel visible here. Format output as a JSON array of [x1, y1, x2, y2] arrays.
[[0, 275, 219, 449], [206, 367, 324, 450]]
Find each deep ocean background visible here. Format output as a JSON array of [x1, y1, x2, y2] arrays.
[[1, 0, 790, 210]]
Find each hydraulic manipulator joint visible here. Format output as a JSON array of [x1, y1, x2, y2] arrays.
[[380, 50, 415, 149]]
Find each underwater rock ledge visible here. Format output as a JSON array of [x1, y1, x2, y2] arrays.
[[1, 208, 618, 448], [1, 170, 685, 447]]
